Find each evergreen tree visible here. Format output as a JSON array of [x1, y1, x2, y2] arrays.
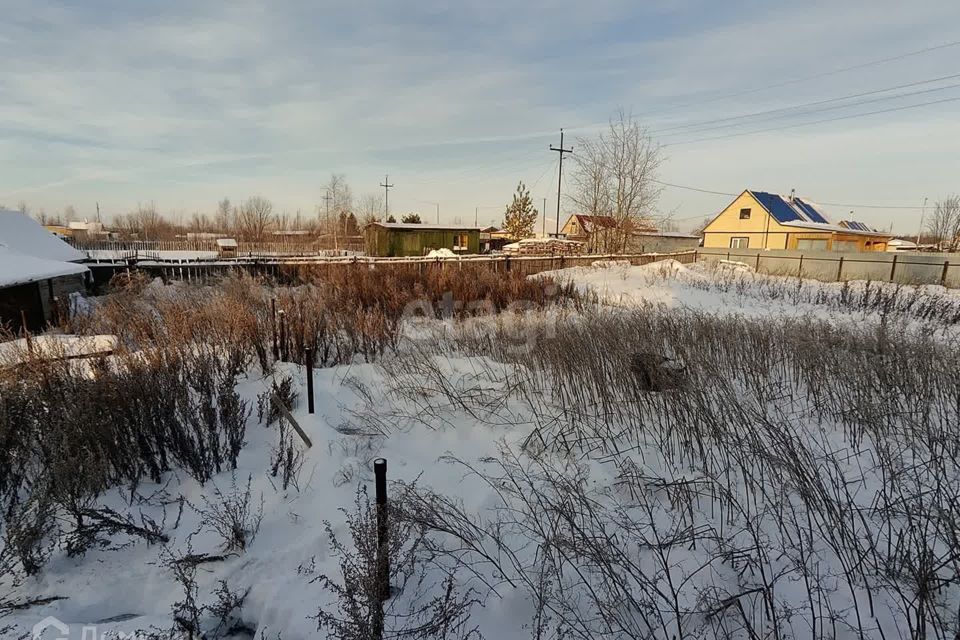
[[386, 214, 397, 223], [503, 181, 538, 239], [401, 213, 422, 224]]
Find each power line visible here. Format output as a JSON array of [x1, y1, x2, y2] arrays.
[[549, 129, 573, 236], [648, 39, 960, 116], [654, 72, 960, 136], [665, 95, 960, 147], [651, 178, 929, 210]]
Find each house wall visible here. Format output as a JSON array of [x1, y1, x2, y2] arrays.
[[627, 235, 700, 253], [39, 273, 87, 321], [703, 192, 889, 252]]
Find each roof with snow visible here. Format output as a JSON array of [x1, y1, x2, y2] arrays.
[[744, 191, 888, 237], [368, 222, 481, 231], [0, 247, 88, 288], [0, 209, 86, 262], [216, 238, 239, 247]]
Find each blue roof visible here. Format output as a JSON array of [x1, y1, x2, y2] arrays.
[[748, 190, 831, 225]]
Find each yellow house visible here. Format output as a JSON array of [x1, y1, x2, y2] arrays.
[[702, 190, 890, 252]]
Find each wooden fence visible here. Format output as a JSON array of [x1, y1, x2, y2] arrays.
[[83, 251, 697, 290], [70, 237, 365, 256]]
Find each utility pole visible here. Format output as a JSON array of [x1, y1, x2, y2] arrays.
[[96, 202, 101, 223], [323, 191, 333, 250], [916, 196, 928, 246], [435, 203, 440, 224], [380, 175, 394, 219], [475, 206, 478, 227], [549, 129, 573, 237], [542, 197, 547, 237]]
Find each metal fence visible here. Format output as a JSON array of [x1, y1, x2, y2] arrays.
[[693, 247, 960, 288]]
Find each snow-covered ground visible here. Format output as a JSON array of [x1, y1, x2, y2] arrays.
[[4, 261, 959, 639]]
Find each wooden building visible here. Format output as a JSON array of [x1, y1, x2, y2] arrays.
[[0, 210, 88, 333], [364, 223, 481, 257], [702, 190, 890, 252]]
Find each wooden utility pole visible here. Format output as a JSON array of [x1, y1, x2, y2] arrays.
[[549, 129, 573, 237], [380, 175, 394, 219]]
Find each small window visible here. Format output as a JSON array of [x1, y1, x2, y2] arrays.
[[729, 237, 749, 249], [453, 233, 469, 250], [739, 208, 751, 220]]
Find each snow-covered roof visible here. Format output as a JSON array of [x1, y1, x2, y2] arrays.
[[0, 209, 86, 262], [369, 222, 481, 231], [216, 238, 238, 247], [779, 220, 890, 237], [0, 247, 88, 288]]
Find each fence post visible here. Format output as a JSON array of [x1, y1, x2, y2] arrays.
[[889, 254, 898, 282], [797, 254, 804, 278], [278, 310, 287, 362], [726, 251, 730, 262], [372, 457, 390, 640], [941, 260, 950, 287], [271, 299, 279, 361], [836, 255, 844, 281], [305, 346, 314, 414], [755, 253, 761, 272]]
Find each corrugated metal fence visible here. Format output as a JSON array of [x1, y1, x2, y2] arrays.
[[694, 247, 960, 288]]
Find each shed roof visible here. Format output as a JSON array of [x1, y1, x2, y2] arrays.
[[0, 209, 86, 262], [368, 222, 481, 231]]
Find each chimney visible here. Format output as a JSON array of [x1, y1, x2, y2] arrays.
[[789, 188, 796, 202]]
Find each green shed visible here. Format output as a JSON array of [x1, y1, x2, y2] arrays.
[[364, 223, 482, 257]]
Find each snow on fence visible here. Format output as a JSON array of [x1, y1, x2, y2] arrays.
[[694, 247, 960, 288], [70, 237, 365, 256]]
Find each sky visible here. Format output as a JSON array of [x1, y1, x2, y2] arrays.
[[1, 0, 959, 233]]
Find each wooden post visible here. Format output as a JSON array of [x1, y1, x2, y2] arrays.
[[797, 254, 804, 278], [305, 346, 314, 414], [373, 458, 390, 639], [836, 255, 844, 281], [278, 310, 287, 362], [755, 253, 761, 271], [889, 254, 898, 282], [941, 260, 950, 287], [271, 298, 279, 361]]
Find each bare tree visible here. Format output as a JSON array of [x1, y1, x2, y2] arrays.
[[17, 201, 29, 216], [357, 193, 384, 225], [215, 198, 232, 233], [925, 195, 960, 251], [63, 205, 77, 222], [236, 196, 273, 241], [569, 109, 665, 252]]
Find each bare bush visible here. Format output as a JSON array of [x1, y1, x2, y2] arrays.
[[311, 486, 480, 640], [197, 474, 263, 553]]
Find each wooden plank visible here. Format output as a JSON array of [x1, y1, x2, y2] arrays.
[[271, 391, 313, 448]]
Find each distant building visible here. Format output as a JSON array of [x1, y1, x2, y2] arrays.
[[364, 223, 481, 257], [216, 238, 239, 258], [502, 238, 584, 256], [702, 190, 891, 252], [560, 215, 659, 253], [0, 210, 88, 333]]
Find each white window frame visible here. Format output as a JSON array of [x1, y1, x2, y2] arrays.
[[729, 237, 749, 249]]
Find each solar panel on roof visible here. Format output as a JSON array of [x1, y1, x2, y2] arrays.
[[793, 199, 830, 224], [750, 191, 804, 223]]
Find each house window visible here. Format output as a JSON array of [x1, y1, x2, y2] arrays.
[[729, 237, 749, 249], [453, 234, 469, 250], [739, 208, 751, 220], [796, 238, 829, 251], [833, 239, 859, 253]]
